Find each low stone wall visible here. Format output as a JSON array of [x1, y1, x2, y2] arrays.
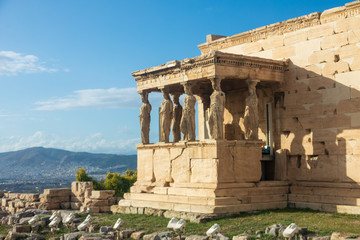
[[0, 181, 116, 214], [1, 193, 40, 214]]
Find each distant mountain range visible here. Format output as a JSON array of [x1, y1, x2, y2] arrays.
[[0, 147, 137, 180]]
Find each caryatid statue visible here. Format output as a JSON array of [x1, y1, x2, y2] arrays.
[[208, 78, 225, 140], [159, 88, 173, 143], [139, 91, 151, 144], [171, 93, 182, 143], [180, 82, 196, 141], [244, 79, 259, 140]]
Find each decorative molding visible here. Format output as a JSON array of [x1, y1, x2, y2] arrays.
[[198, 1, 360, 53], [133, 51, 287, 91]]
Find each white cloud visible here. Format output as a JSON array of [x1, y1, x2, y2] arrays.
[[34, 87, 145, 110], [0, 131, 138, 154], [0, 51, 58, 76]]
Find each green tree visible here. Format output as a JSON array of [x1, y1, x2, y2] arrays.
[[75, 168, 137, 197], [76, 167, 93, 182]]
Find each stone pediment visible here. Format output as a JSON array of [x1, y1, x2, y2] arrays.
[[132, 51, 287, 93]]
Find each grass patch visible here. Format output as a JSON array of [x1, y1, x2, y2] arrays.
[[92, 208, 360, 238], [0, 225, 10, 235]]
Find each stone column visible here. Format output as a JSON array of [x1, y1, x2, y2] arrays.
[[171, 92, 182, 143], [159, 88, 173, 143], [209, 77, 225, 140], [180, 82, 196, 141], [244, 79, 260, 140], [139, 91, 152, 144]]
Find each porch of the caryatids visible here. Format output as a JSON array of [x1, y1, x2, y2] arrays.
[[171, 92, 182, 143], [180, 82, 196, 141], [244, 79, 259, 140], [159, 88, 173, 143], [139, 91, 152, 144], [208, 77, 225, 140]]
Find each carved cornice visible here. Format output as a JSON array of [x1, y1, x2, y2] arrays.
[[198, 1, 360, 53], [133, 51, 287, 92]]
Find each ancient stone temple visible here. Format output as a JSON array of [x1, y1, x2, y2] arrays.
[[113, 1, 360, 219]]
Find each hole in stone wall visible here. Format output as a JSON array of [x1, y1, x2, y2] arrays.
[[296, 155, 302, 168], [317, 86, 326, 90], [334, 54, 340, 62], [325, 149, 329, 155], [282, 131, 291, 138]]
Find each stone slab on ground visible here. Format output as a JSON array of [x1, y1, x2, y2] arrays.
[[64, 232, 84, 240], [232, 234, 251, 240], [131, 230, 146, 239], [13, 224, 31, 233], [120, 229, 135, 239], [331, 232, 357, 240], [185, 235, 209, 240], [143, 233, 160, 240]]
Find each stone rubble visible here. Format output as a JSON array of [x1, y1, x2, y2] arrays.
[[0, 210, 359, 240], [0, 182, 116, 216]]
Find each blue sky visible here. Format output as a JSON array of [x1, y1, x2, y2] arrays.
[[0, 0, 350, 154]]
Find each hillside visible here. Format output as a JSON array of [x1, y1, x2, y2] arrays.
[[0, 147, 137, 192]]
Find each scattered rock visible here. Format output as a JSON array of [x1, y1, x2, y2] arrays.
[[232, 233, 251, 240], [255, 234, 262, 239], [298, 227, 308, 235], [24, 233, 46, 240], [131, 230, 146, 239], [0, 211, 9, 218], [100, 226, 113, 233], [216, 233, 229, 240], [143, 233, 160, 240], [120, 229, 135, 239], [185, 235, 209, 240], [4, 231, 26, 240], [18, 217, 32, 225], [157, 232, 171, 240], [15, 210, 34, 219], [64, 232, 83, 240], [13, 224, 31, 233], [7, 216, 16, 225], [308, 236, 331, 240], [40, 216, 50, 225], [331, 232, 355, 240]]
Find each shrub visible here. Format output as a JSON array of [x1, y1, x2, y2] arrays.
[[75, 168, 137, 197]]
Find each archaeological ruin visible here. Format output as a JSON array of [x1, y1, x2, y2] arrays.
[[113, 1, 360, 219]]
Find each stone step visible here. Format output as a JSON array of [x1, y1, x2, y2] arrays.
[[124, 192, 240, 206], [118, 198, 288, 214], [126, 191, 288, 205], [215, 186, 289, 197], [289, 193, 360, 205], [290, 201, 360, 215], [291, 186, 360, 198]]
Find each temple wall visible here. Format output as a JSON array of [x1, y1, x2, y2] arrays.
[[198, 1, 360, 212], [206, 3, 360, 184]]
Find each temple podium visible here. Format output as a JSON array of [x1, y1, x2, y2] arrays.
[[113, 51, 289, 220]]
